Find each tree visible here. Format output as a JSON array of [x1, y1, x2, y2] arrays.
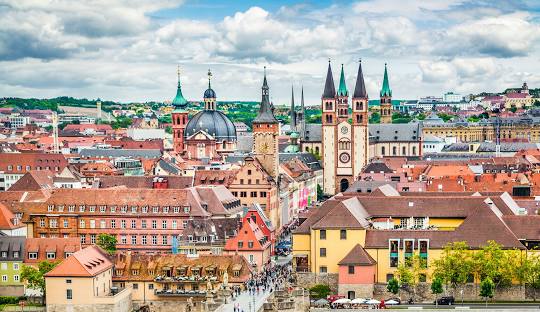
[[309, 284, 331, 299], [432, 242, 473, 294], [21, 260, 59, 304], [165, 126, 172, 134], [369, 112, 380, 124], [431, 277, 444, 308], [479, 277, 494, 307], [416, 113, 426, 121], [509, 106, 518, 113], [387, 278, 399, 295], [472, 241, 514, 289], [316, 184, 323, 201], [97, 233, 117, 255], [396, 255, 425, 301]]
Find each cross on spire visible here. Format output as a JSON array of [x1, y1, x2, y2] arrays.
[[207, 69, 212, 88]]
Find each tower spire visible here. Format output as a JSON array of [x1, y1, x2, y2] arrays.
[[380, 62, 392, 97], [207, 69, 212, 89], [322, 60, 336, 98], [301, 85, 306, 139], [337, 63, 348, 96], [353, 58, 368, 98], [291, 85, 296, 130], [253, 66, 278, 124], [172, 65, 188, 108]]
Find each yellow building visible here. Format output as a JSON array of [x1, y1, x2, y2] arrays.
[[45, 246, 132, 312], [292, 186, 534, 299]]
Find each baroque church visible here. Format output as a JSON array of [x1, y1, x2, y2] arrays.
[[171, 68, 237, 160]]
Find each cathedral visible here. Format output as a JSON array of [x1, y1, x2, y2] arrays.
[[171, 68, 237, 160], [322, 61, 370, 195]]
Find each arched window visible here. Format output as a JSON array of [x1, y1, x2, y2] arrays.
[[402, 146, 406, 155], [412, 146, 417, 155], [340, 179, 349, 192], [315, 146, 320, 154], [392, 146, 397, 156], [381, 146, 386, 155]]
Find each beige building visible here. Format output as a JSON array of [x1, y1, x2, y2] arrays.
[[45, 246, 132, 312], [369, 123, 422, 158]]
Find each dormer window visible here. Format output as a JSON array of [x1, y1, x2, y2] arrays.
[[115, 269, 123, 276], [47, 205, 54, 212], [28, 252, 37, 259], [132, 270, 139, 276], [184, 206, 190, 213], [79, 205, 85, 212], [152, 206, 159, 213], [46, 252, 56, 259]]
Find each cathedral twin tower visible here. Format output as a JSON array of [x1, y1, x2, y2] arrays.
[[322, 60, 392, 194]]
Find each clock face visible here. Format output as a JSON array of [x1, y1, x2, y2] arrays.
[[341, 126, 348, 134], [261, 142, 269, 153], [339, 152, 350, 163]]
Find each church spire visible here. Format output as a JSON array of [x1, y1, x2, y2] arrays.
[[172, 64, 188, 109], [290, 85, 296, 130], [380, 62, 392, 97], [301, 85, 306, 138], [337, 64, 348, 97], [322, 60, 336, 99], [353, 59, 368, 98], [253, 66, 278, 124]]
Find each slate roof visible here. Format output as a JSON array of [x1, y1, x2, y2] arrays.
[[236, 133, 254, 153], [362, 162, 393, 174], [353, 61, 367, 99], [80, 149, 162, 159], [322, 62, 336, 99], [279, 152, 323, 171], [369, 123, 421, 142], [0, 237, 25, 261], [303, 124, 322, 142], [338, 244, 376, 266]]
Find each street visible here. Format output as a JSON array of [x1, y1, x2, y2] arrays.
[[219, 254, 293, 312]]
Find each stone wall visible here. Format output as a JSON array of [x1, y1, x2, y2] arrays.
[[0, 285, 24, 297], [373, 283, 540, 302], [47, 291, 132, 312], [133, 300, 206, 312], [295, 272, 338, 293], [338, 284, 373, 299]]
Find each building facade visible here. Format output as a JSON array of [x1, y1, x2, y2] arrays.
[[322, 61, 369, 195]]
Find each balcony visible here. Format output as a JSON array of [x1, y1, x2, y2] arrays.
[[154, 289, 207, 297], [154, 275, 218, 283]]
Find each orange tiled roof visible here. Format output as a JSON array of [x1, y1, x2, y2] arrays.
[[45, 245, 112, 277]]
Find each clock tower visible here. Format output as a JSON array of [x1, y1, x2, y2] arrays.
[[252, 67, 279, 180]]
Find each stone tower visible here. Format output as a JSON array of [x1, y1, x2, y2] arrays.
[[252, 67, 279, 180], [380, 63, 393, 124], [171, 65, 189, 153]]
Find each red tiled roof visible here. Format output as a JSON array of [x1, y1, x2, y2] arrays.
[[45, 245, 112, 277], [0, 153, 68, 174], [0, 202, 23, 230]]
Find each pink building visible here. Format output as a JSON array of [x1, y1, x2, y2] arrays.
[[338, 244, 377, 299]]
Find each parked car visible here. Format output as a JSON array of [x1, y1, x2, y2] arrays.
[[327, 295, 345, 303], [435, 296, 455, 305]]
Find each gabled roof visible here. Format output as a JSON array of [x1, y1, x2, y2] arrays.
[[312, 197, 370, 229], [45, 245, 112, 277], [8, 170, 54, 192], [0, 202, 24, 230], [338, 244, 376, 266]]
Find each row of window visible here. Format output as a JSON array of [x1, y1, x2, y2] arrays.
[[0, 263, 19, 270], [0, 275, 19, 283], [0, 251, 19, 259], [27, 251, 72, 260], [7, 165, 60, 171], [319, 229, 348, 240], [380, 146, 417, 156], [80, 234, 173, 246], [46, 204, 191, 214], [40, 218, 188, 230], [232, 191, 267, 198]]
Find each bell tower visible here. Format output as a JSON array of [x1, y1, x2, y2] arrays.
[[252, 67, 279, 180], [352, 59, 369, 176], [321, 60, 337, 195], [380, 63, 393, 124], [171, 65, 189, 153]]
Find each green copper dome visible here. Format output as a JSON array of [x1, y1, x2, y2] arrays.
[[337, 64, 348, 97], [380, 63, 392, 97], [172, 80, 188, 108]]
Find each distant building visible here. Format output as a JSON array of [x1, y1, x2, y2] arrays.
[[0, 153, 68, 191], [0, 237, 25, 296], [443, 92, 463, 103]]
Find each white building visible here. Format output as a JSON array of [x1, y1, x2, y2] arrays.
[[443, 92, 463, 103], [127, 128, 166, 140], [8, 114, 30, 129], [423, 134, 457, 154]]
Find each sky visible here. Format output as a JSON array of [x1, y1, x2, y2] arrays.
[[1, 0, 540, 106]]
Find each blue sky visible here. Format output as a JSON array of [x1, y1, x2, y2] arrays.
[[1, 0, 539, 105]]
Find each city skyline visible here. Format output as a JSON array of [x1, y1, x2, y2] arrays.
[[1, 0, 540, 105]]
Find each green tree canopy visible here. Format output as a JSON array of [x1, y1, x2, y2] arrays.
[[97, 233, 117, 255], [21, 260, 60, 304], [387, 278, 399, 295], [309, 284, 331, 299], [479, 277, 494, 306]]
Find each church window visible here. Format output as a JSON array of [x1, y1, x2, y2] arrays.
[[412, 146, 417, 155], [381, 146, 386, 155], [402, 146, 406, 155]]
